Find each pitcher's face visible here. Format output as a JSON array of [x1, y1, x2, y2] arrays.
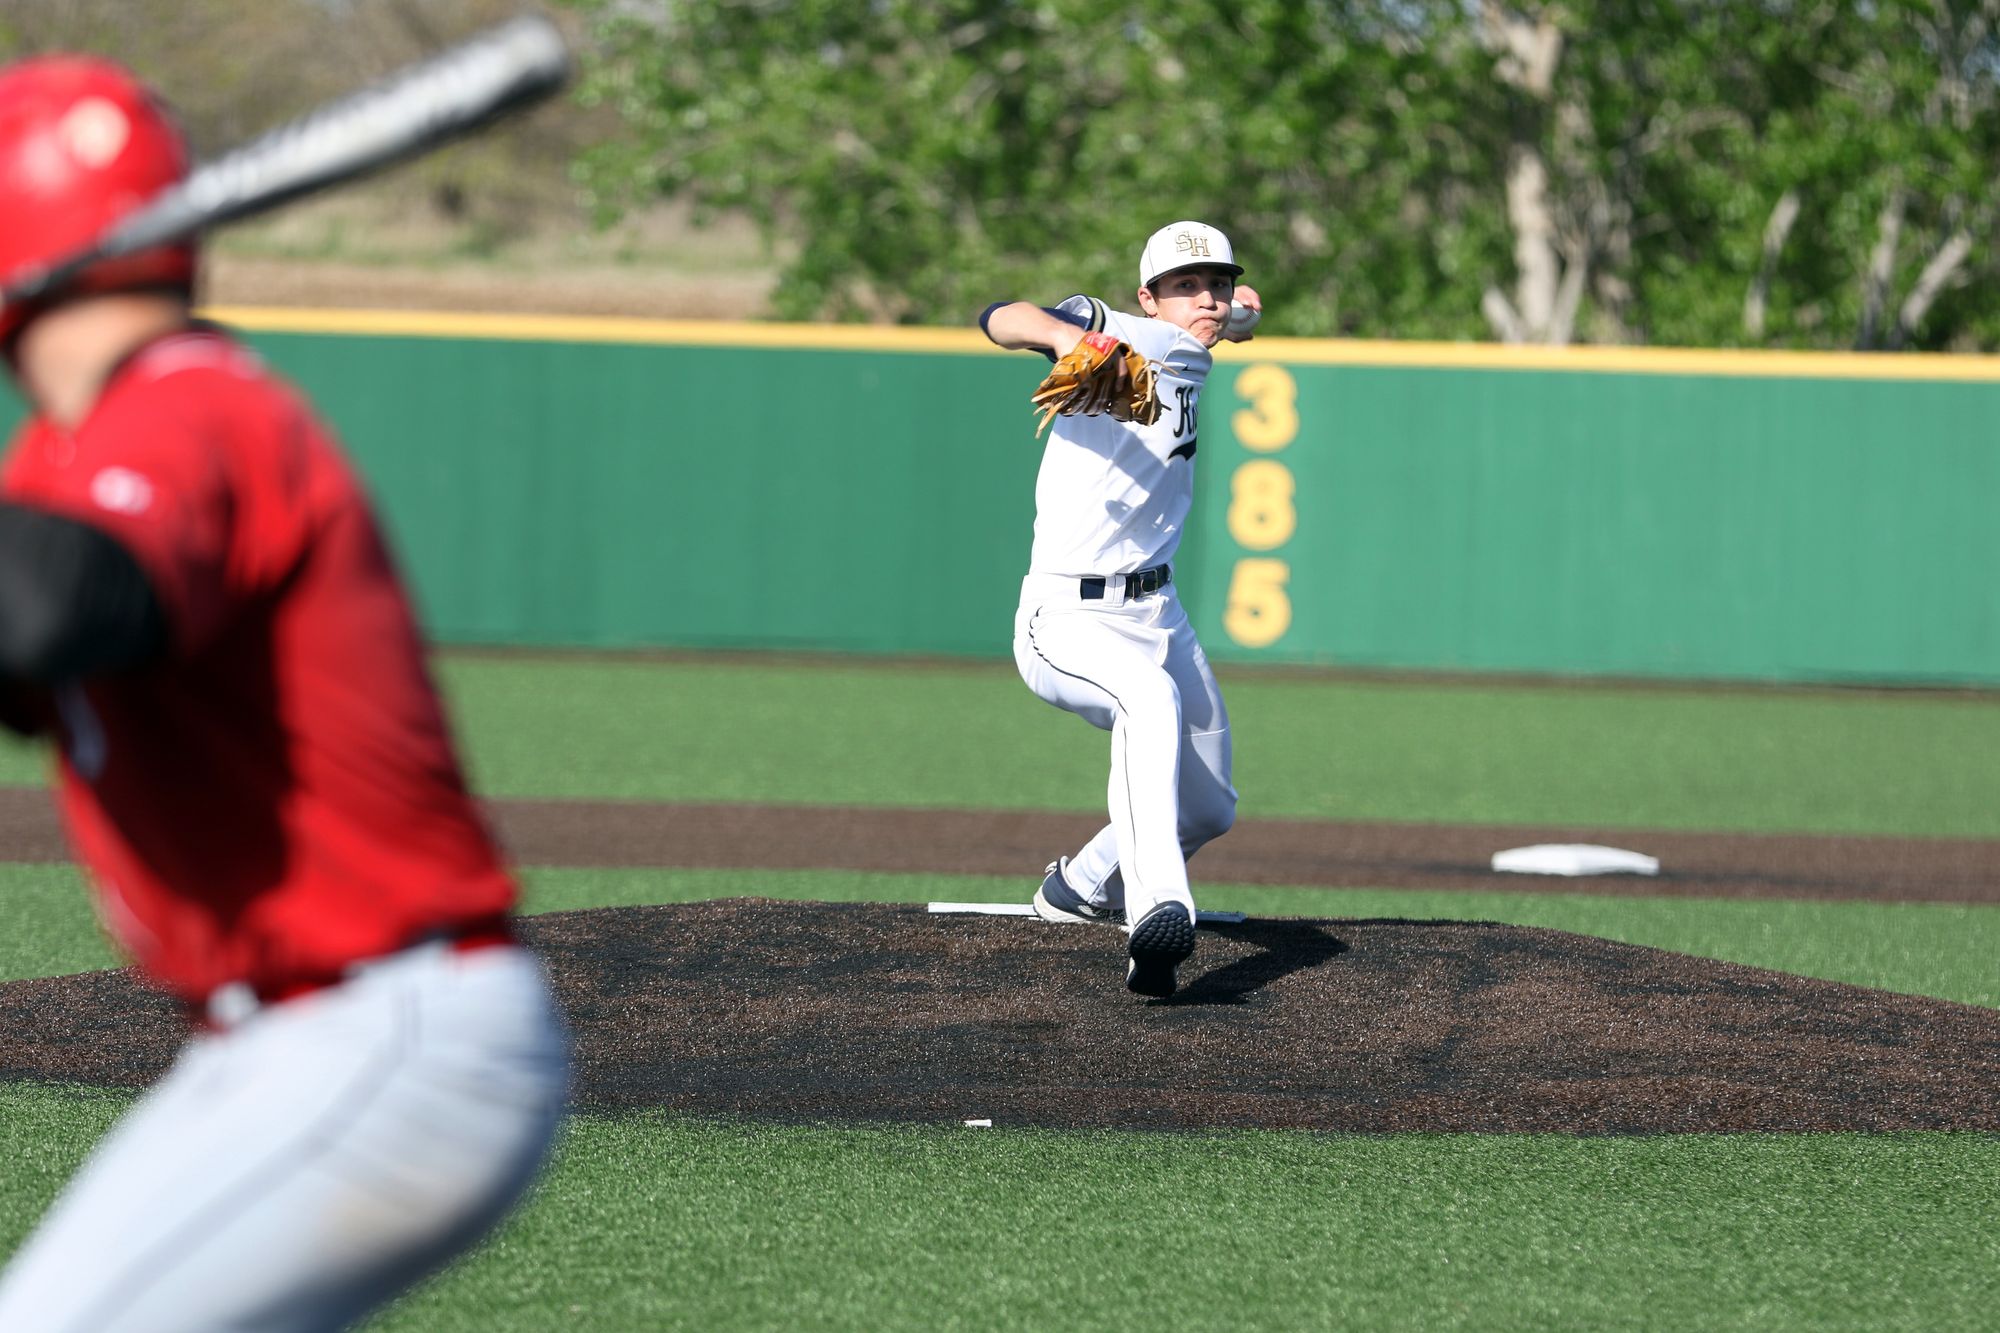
[[1138, 266, 1238, 347]]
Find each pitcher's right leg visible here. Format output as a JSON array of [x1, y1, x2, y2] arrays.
[[1016, 602, 1193, 924]]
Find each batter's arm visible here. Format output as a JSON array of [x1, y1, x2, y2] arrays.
[[0, 503, 167, 683], [0, 680, 50, 737]]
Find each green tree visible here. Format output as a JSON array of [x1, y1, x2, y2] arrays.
[[1473, 0, 2000, 350], [552, 1, 2000, 347], [565, 0, 1508, 334]]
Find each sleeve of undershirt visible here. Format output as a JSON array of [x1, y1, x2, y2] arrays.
[[0, 502, 167, 681], [5, 396, 236, 657], [978, 296, 1099, 361]]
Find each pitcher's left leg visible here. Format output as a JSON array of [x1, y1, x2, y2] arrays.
[[1060, 824, 1122, 911], [1179, 725, 1237, 857], [1169, 623, 1237, 859]]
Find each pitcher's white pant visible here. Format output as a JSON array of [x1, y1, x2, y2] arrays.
[[1014, 577, 1237, 925], [0, 940, 570, 1333]]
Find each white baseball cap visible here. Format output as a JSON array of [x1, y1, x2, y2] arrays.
[[1138, 220, 1243, 288]]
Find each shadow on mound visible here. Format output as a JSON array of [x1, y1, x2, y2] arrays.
[[3, 900, 1997, 1133]]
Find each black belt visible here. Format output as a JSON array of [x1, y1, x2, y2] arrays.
[[1080, 564, 1171, 600]]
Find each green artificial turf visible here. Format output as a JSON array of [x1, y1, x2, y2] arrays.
[[4, 654, 1994, 837], [0, 865, 111, 983], [0, 1084, 127, 1249], [3, 657, 1995, 1331], [1, 1082, 1992, 1332], [414, 652, 2000, 837], [381, 1122, 2000, 1333]]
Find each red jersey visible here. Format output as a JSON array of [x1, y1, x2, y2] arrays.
[[1, 327, 515, 1001]]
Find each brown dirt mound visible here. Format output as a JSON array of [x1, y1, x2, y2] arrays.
[[4, 901, 1996, 1133]]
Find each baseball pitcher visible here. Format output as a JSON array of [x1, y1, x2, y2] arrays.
[[980, 220, 1263, 999], [0, 56, 568, 1332]]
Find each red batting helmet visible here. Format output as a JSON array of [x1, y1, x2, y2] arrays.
[[0, 55, 196, 343]]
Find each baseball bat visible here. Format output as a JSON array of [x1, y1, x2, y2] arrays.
[[0, 15, 571, 308]]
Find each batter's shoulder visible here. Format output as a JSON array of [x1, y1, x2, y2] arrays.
[[104, 328, 273, 412], [96, 329, 340, 474]]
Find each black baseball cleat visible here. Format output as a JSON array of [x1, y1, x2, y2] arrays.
[[1124, 902, 1196, 998], [1032, 860, 1125, 926]]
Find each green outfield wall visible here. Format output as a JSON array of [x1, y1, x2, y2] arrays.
[[3, 311, 1995, 685], [1184, 348, 2000, 685]]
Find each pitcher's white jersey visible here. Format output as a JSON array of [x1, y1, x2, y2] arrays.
[[1029, 295, 1213, 576]]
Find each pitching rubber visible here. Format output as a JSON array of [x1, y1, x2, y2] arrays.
[[1125, 902, 1196, 998]]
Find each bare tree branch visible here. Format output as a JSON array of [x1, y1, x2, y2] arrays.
[[1857, 186, 1905, 349], [1891, 229, 1973, 348], [1632, 106, 1751, 158], [1504, 145, 1561, 333], [1744, 188, 1801, 338], [1482, 4, 1579, 343], [1548, 246, 1588, 345], [1547, 185, 1612, 344], [1482, 285, 1527, 342], [1482, 2, 1564, 98]]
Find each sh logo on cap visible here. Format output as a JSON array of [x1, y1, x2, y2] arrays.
[[1138, 220, 1244, 288]]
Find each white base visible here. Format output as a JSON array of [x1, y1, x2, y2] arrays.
[[928, 901, 1247, 925], [1491, 843, 1661, 877]]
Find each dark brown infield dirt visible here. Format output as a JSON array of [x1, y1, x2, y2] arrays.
[[3, 902, 1998, 1133], [3, 788, 1997, 1133]]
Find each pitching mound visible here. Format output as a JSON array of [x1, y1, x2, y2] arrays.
[[3, 900, 1997, 1133]]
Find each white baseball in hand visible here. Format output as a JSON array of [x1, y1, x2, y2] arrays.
[[1224, 301, 1261, 339]]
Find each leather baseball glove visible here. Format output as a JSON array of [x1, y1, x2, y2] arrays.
[[1031, 331, 1161, 436]]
